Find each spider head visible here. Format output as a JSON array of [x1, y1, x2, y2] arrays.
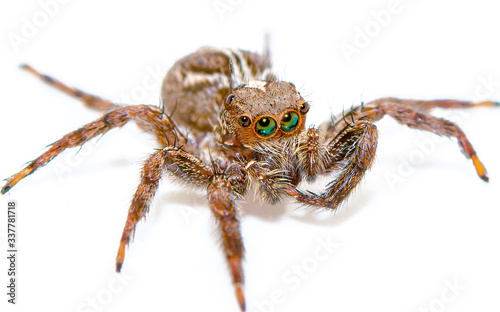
[[220, 80, 309, 146]]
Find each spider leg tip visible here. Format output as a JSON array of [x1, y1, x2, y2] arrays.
[[19, 64, 34, 73], [1, 185, 11, 195], [471, 155, 488, 182], [476, 101, 500, 107], [115, 262, 123, 273], [235, 283, 246, 311], [480, 174, 489, 183]]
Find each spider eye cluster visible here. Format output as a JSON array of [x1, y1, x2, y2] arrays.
[[234, 101, 309, 138]]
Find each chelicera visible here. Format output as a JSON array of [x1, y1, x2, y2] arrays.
[[2, 46, 498, 311]]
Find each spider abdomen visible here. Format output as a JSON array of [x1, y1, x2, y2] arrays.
[[161, 47, 275, 133]]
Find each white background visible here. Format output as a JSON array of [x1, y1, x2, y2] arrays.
[[1, 1, 499, 312]]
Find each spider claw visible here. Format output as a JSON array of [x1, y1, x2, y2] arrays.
[[1, 184, 11, 195], [115, 261, 123, 273], [481, 175, 490, 183], [116, 240, 127, 273], [235, 282, 246, 311], [226, 254, 246, 311]]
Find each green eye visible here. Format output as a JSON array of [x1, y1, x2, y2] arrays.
[[255, 117, 277, 136], [280, 112, 299, 132]]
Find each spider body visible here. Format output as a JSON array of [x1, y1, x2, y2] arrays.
[[2, 46, 498, 311]]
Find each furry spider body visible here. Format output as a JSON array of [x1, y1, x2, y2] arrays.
[[2, 46, 498, 311]]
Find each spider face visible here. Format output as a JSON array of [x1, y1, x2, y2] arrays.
[[221, 80, 309, 146]]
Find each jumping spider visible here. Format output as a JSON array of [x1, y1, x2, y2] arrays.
[[2, 46, 498, 311]]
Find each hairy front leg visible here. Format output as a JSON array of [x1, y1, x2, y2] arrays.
[[387, 98, 499, 112], [324, 98, 499, 135], [116, 147, 213, 271], [116, 148, 248, 311], [289, 120, 379, 209], [1, 105, 183, 194], [208, 175, 246, 311], [296, 128, 328, 182], [321, 97, 497, 181]]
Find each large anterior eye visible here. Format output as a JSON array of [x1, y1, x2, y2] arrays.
[[255, 117, 277, 136], [280, 112, 299, 132]]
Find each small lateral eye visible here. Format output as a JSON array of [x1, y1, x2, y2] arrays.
[[226, 94, 235, 106], [238, 116, 251, 127], [281, 112, 299, 132], [299, 102, 310, 114], [255, 117, 277, 137]]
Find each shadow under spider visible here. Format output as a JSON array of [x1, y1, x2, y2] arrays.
[[154, 183, 375, 227]]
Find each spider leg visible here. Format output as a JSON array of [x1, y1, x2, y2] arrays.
[[116, 149, 247, 310], [321, 98, 498, 182], [116, 147, 213, 271], [1, 105, 184, 194], [288, 120, 378, 209], [389, 98, 499, 112], [21, 64, 118, 111], [296, 128, 328, 182], [208, 175, 246, 311], [116, 149, 168, 272]]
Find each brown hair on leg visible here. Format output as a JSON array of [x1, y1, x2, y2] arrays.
[[208, 176, 246, 311], [21, 64, 119, 112], [1, 105, 184, 194]]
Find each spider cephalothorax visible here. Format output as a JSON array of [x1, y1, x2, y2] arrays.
[[2, 46, 497, 311]]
